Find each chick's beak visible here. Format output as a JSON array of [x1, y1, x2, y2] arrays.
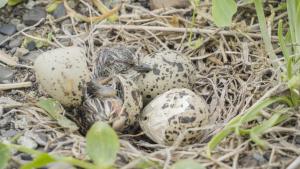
[[133, 64, 152, 73]]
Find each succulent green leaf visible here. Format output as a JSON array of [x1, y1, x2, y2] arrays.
[[212, 0, 237, 27], [37, 98, 78, 131], [0, 143, 10, 169], [86, 122, 120, 168]]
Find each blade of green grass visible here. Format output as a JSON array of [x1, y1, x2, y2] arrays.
[[207, 96, 292, 157], [254, 0, 278, 68], [250, 112, 288, 147]]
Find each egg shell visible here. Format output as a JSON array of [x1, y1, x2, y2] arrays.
[[34, 47, 90, 107], [79, 75, 143, 133], [139, 88, 209, 145], [136, 51, 195, 103], [112, 75, 143, 130]]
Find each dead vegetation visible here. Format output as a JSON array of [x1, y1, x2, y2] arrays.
[[1, 0, 300, 169]]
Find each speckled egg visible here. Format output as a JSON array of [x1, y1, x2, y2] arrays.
[[78, 75, 143, 133], [92, 44, 136, 78], [34, 47, 90, 107], [136, 51, 195, 103], [139, 88, 209, 145]]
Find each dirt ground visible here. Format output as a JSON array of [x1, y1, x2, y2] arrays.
[[0, 0, 300, 169]]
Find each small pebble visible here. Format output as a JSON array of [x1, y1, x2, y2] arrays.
[[17, 136, 38, 149], [23, 7, 46, 26], [24, 131, 48, 146], [13, 47, 29, 58], [253, 152, 267, 165], [48, 162, 76, 169], [16, 23, 26, 31], [20, 154, 33, 161], [26, 41, 36, 51], [1, 129, 17, 137], [0, 65, 15, 83], [10, 18, 21, 25], [53, 3, 66, 19], [0, 23, 17, 35], [20, 50, 41, 62], [8, 36, 23, 49], [295, 135, 300, 144]]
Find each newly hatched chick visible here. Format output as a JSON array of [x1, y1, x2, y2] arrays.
[[92, 44, 137, 78], [78, 75, 143, 134]]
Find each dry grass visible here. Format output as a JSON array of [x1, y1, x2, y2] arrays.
[[1, 0, 300, 169]]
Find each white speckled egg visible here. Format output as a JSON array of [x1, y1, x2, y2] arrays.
[[139, 88, 209, 145], [136, 51, 195, 103], [34, 47, 90, 107]]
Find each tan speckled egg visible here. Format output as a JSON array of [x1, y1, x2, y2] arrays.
[[139, 88, 209, 145], [136, 51, 195, 103], [79, 75, 143, 133], [34, 47, 90, 107]]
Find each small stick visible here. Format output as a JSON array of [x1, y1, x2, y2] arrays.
[[95, 24, 278, 41], [0, 50, 17, 66], [0, 82, 33, 90], [287, 156, 300, 169]]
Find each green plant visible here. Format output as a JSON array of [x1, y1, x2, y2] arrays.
[[207, 0, 300, 157]]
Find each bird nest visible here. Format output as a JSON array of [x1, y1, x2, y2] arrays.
[[1, 1, 300, 169]]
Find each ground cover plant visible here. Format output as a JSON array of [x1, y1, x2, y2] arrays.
[[0, 0, 300, 168]]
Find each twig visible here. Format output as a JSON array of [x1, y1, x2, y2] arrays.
[[0, 82, 33, 90], [0, 50, 18, 66], [95, 24, 279, 40], [0, 50, 33, 69], [287, 156, 300, 169]]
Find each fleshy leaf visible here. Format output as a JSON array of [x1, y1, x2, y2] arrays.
[[86, 122, 119, 168], [0, 143, 10, 169], [36, 98, 78, 131], [212, 0, 237, 27]]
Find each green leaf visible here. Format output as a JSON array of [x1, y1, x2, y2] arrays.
[[86, 122, 119, 168], [212, 0, 237, 27], [250, 112, 288, 147], [171, 160, 205, 169], [21, 153, 56, 169], [0, 0, 7, 8], [7, 0, 22, 6], [0, 143, 10, 169], [36, 98, 78, 131], [46, 0, 62, 13]]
